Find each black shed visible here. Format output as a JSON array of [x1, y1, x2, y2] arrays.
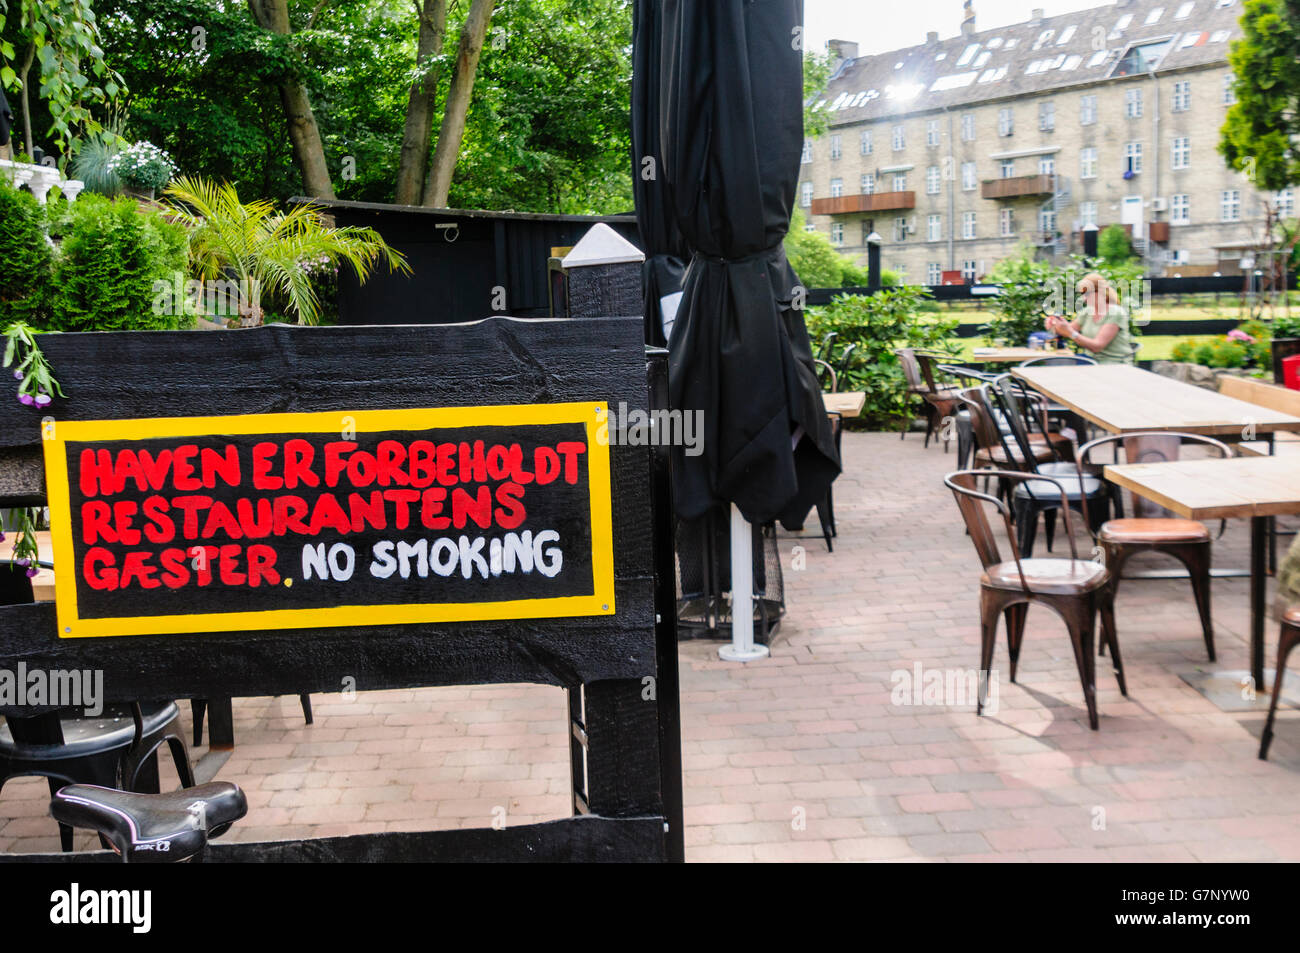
[[290, 198, 642, 325]]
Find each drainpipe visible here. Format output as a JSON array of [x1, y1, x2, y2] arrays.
[[945, 107, 956, 272], [1148, 66, 1160, 261]]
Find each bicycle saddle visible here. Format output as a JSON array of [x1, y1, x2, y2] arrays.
[[50, 782, 248, 863]]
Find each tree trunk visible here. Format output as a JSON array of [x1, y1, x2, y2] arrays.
[[394, 0, 450, 206], [422, 0, 495, 208], [248, 0, 335, 199], [18, 41, 35, 159]]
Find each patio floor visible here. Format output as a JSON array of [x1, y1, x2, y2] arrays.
[[5, 429, 1300, 861]]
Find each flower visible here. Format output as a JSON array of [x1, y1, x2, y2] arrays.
[[34, 393, 51, 407], [18, 393, 34, 406], [15, 557, 29, 567], [1227, 329, 1254, 343], [12, 370, 21, 380], [25, 567, 37, 578]]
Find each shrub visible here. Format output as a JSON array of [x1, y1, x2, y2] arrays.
[[982, 255, 1055, 347], [1098, 224, 1132, 264], [1192, 340, 1217, 366], [106, 141, 178, 192], [1272, 314, 1300, 339], [804, 285, 958, 428], [50, 195, 190, 332], [1170, 339, 1194, 362], [0, 178, 54, 328], [1210, 337, 1248, 368]]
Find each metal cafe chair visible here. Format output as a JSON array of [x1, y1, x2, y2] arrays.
[[895, 348, 960, 450], [938, 365, 1000, 468], [984, 378, 1109, 558], [1077, 431, 1233, 664], [1260, 607, 1300, 760], [944, 470, 1126, 730]]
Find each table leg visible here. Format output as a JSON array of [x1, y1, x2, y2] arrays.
[[1252, 515, 1267, 694], [208, 697, 234, 749]]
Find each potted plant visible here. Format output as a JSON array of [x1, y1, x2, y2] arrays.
[[1270, 314, 1300, 385], [105, 141, 178, 200]]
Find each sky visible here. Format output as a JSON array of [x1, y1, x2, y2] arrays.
[[805, 0, 1109, 56]]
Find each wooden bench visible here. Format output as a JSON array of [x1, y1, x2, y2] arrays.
[[1218, 377, 1300, 456]]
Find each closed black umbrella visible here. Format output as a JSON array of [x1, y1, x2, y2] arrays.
[[655, 0, 839, 527], [631, 0, 688, 348]]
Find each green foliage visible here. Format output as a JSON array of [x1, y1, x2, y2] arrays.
[[804, 286, 958, 427], [0, 176, 53, 327], [1170, 339, 1194, 362], [1097, 224, 1133, 264], [983, 254, 1055, 347], [3, 319, 65, 407], [1211, 337, 1249, 368], [164, 176, 410, 325], [1193, 339, 1217, 366], [1271, 313, 1300, 338], [0, 0, 125, 157], [49, 194, 189, 332], [785, 209, 894, 289], [70, 129, 126, 196], [802, 50, 834, 139], [1220, 0, 1300, 192], [107, 140, 178, 191]]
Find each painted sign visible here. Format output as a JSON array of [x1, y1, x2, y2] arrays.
[[41, 403, 615, 638]]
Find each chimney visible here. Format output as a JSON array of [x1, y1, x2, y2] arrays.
[[1029, 7, 1044, 25], [826, 39, 859, 62], [926, 31, 939, 45], [961, 0, 976, 35]]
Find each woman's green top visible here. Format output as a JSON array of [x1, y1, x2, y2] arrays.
[[1075, 302, 1134, 364]]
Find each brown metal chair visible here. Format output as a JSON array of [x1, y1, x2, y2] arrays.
[[945, 469, 1126, 730], [956, 387, 1055, 474], [1260, 607, 1300, 760], [896, 348, 959, 450], [1078, 431, 1232, 663]]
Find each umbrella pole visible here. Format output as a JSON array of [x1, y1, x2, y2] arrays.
[[718, 503, 770, 662]]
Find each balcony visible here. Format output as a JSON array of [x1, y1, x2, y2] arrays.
[[980, 174, 1056, 200], [810, 191, 915, 216]]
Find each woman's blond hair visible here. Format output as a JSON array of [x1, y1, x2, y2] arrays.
[[1077, 271, 1120, 306]]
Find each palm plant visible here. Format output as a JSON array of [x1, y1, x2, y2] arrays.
[[163, 176, 410, 326]]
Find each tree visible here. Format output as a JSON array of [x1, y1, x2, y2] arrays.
[[1220, 0, 1300, 193], [0, 0, 124, 161], [802, 50, 833, 139], [423, 0, 495, 207], [1097, 224, 1133, 264], [247, 0, 334, 198], [394, 0, 450, 205]]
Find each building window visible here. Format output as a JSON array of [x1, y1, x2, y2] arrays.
[[926, 119, 941, 147], [1000, 159, 1015, 178], [1039, 156, 1055, 175], [927, 263, 943, 285], [800, 182, 813, 207], [892, 173, 907, 192], [801, 140, 813, 164], [892, 124, 905, 150], [861, 219, 875, 244], [927, 213, 942, 241], [1172, 193, 1190, 224], [998, 107, 1014, 136], [1172, 80, 1191, 112], [962, 211, 977, 239], [926, 165, 941, 194], [1221, 189, 1241, 222], [1171, 136, 1190, 170], [1223, 73, 1236, 104], [1000, 208, 1015, 237], [1039, 101, 1056, 131], [830, 177, 844, 198], [961, 161, 977, 191], [1039, 207, 1057, 236], [862, 172, 876, 194], [961, 260, 978, 281], [1079, 201, 1098, 227], [961, 113, 975, 141], [1125, 88, 1143, 118], [803, 223, 816, 233], [1080, 95, 1097, 125], [1279, 189, 1296, 218], [861, 130, 873, 155], [1175, 1, 1194, 18], [829, 135, 842, 160], [1080, 146, 1097, 179], [1125, 141, 1143, 174], [894, 216, 909, 242], [831, 222, 844, 246]]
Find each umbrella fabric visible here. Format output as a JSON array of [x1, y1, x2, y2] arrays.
[[632, 0, 688, 348], [0, 86, 12, 149], [657, 0, 839, 526]]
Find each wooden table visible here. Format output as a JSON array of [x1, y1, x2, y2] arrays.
[[963, 347, 1052, 363], [822, 391, 866, 418], [0, 528, 55, 601], [1104, 455, 1300, 690], [1013, 364, 1300, 438]]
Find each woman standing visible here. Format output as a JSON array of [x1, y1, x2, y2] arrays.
[[1044, 272, 1135, 364]]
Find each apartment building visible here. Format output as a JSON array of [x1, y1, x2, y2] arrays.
[[802, 0, 1292, 282]]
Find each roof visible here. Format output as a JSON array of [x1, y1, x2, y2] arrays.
[[815, 0, 1243, 126]]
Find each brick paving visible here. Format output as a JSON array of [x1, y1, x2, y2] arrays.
[[5, 430, 1300, 860]]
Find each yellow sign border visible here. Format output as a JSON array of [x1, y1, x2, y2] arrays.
[[42, 402, 615, 639]]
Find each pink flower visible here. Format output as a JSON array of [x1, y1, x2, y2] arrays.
[[1228, 329, 1254, 343]]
